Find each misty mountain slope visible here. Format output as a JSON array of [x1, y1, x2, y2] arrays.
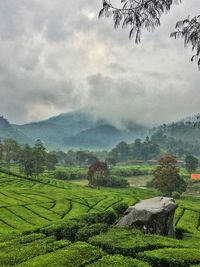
[[11, 111, 148, 149], [151, 119, 200, 144], [0, 116, 33, 144], [13, 111, 107, 148], [64, 124, 149, 149], [64, 125, 124, 149], [45, 111, 106, 128]]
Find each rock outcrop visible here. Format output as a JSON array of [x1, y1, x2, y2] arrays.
[[117, 197, 177, 237]]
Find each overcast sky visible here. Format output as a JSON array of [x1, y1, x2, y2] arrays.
[[0, 0, 200, 126]]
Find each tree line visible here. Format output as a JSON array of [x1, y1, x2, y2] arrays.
[[0, 139, 58, 177]]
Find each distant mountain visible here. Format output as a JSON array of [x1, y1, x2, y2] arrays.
[[3, 111, 200, 150], [64, 123, 150, 149], [11, 110, 148, 149], [151, 117, 200, 144], [0, 116, 33, 144], [64, 125, 123, 149], [150, 115, 200, 155]]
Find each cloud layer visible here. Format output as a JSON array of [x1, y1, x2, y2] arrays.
[[0, 0, 200, 126]]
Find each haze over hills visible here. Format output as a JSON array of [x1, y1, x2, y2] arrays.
[[1, 111, 200, 151], [0, 116, 33, 144], [5, 110, 149, 149]]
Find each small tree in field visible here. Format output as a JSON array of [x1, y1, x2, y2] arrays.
[[153, 155, 186, 196], [87, 161, 109, 188]]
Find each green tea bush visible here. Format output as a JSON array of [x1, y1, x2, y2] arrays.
[[54, 170, 72, 180], [113, 202, 128, 216], [80, 210, 117, 225], [172, 191, 181, 199], [175, 227, 186, 240], [18, 242, 105, 267], [139, 248, 200, 267], [0, 236, 70, 266], [88, 228, 189, 256], [4, 233, 45, 245], [176, 210, 200, 237], [87, 255, 151, 267], [75, 223, 108, 241], [40, 220, 86, 242]]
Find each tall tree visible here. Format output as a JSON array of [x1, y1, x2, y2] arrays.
[[99, 0, 200, 68], [3, 139, 20, 171], [153, 155, 187, 196], [32, 140, 47, 177], [0, 139, 3, 165], [185, 154, 198, 174], [18, 145, 35, 177], [46, 153, 58, 172]]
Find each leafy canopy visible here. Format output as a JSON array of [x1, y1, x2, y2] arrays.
[[99, 0, 200, 68], [153, 155, 187, 196]]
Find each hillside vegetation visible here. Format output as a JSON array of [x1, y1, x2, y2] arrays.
[[0, 170, 200, 266]]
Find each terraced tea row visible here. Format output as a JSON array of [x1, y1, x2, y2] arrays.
[[1, 172, 200, 266], [0, 173, 144, 234]]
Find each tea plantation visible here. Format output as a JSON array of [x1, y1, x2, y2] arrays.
[[0, 171, 200, 266]]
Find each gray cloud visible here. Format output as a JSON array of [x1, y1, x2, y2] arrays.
[[0, 0, 200, 126]]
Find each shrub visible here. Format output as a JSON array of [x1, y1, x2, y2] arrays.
[[8, 233, 46, 245], [0, 236, 70, 266], [88, 255, 151, 267], [75, 223, 108, 241], [40, 221, 86, 242], [80, 210, 117, 225], [54, 170, 70, 180], [88, 227, 193, 257], [54, 169, 85, 180], [113, 202, 128, 216], [172, 191, 181, 199], [139, 248, 200, 267], [103, 210, 117, 224], [146, 180, 154, 188], [110, 168, 150, 177], [175, 227, 185, 240], [18, 242, 105, 267]]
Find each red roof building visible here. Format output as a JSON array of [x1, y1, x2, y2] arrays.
[[191, 174, 200, 180]]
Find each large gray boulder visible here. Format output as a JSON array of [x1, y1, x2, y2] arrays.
[[117, 197, 177, 237]]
